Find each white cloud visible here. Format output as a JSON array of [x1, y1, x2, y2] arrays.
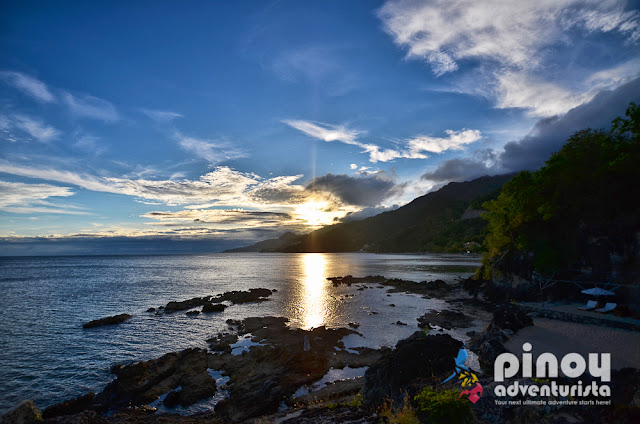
[[379, 0, 639, 74], [0, 180, 89, 215], [0, 162, 306, 207], [406, 129, 483, 154], [0, 162, 117, 193], [62, 92, 119, 121], [350, 163, 358, 169], [0, 181, 73, 207], [494, 72, 593, 118], [283, 120, 362, 145], [586, 58, 640, 89], [284, 119, 482, 162], [0, 71, 55, 102], [0, 114, 60, 142], [141, 109, 184, 122], [175, 132, 245, 163], [378, 0, 640, 116]]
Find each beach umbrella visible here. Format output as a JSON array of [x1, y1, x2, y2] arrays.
[[581, 287, 615, 297]]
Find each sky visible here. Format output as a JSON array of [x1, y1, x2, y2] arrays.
[[1, 0, 639, 255]]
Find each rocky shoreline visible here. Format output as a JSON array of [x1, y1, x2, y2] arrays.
[[3, 275, 639, 424]]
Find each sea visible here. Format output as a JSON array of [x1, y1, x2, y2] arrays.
[[0, 252, 481, 414]]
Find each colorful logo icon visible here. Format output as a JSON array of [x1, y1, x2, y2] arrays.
[[442, 348, 483, 404]]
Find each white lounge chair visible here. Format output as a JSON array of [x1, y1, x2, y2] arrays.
[[577, 300, 598, 311], [595, 303, 617, 313]]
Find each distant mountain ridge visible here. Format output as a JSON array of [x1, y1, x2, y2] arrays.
[[225, 174, 514, 253]]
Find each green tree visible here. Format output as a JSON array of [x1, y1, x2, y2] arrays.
[[481, 103, 640, 278]]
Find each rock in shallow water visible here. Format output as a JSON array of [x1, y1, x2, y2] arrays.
[[417, 309, 474, 330], [162, 288, 274, 313], [202, 303, 225, 313], [82, 314, 131, 329]]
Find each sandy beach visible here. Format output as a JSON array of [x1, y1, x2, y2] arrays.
[[506, 317, 640, 370]]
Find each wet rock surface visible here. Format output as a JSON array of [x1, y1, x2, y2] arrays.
[[42, 393, 95, 420], [162, 289, 274, 313], [49, 314, 387, 422], [1, 400, 42, 424], [211, 317, 365, 422], [162, 372, 216, 408], [95, 348, 215, 410], [417, 308, 474, 329], [327, 275, 453, 296], [82, 314, 131, 329], [292, 377, 365, 405], [362, 332, 462, 407], [207, 332, 238, 353], [201, 303, 225, 313], [277, 405, 380, 424]]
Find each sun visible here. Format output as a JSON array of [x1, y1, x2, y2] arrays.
[[294, 200, 330, 227], [294, 200, 335, 227]]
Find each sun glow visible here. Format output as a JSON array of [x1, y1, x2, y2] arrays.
[[293, 200, 335, 227], [293, 199, 358, 228]]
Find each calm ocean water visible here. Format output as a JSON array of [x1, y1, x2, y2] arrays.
[[0, 252, 480, 414]]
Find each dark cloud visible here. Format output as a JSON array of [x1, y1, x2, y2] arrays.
[[306, 173, 399, 207], [422, 77, 640, 182], [500, 77, 640, 171], [146, 210, 291, 224], [421, 149, 500, 182]]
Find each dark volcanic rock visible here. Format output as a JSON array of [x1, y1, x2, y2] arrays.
[[163, 373, 216, 408], [146, 307, 155, 313], [44, 410, 107, 424], [468, 303, 533, 372], [202, 303, 226, 313], [278, 405, 379, 423], [162, 288, 274, 313], [185, 310, 200, 316], [475, 337, 507, 371], [487, 303, 533, 333], [221, 288, 273, 304], [327, 275, 452, 296], [211, 317, 361, 422], [95, 348, 215, 409], [421, 279, 448, 290], [0, 400, 42, 424], [165, 297, 209, 313], [207, 332, 239, 353], [417, 309, 474, 330], [362, 332, 462, 407], [82, 314, 131, 329], [43, 393, 95, 419]]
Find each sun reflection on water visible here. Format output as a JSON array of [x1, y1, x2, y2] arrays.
[[300, 253, 329, 330]]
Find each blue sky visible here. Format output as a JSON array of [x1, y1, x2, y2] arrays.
[[1, 0, 639, 254]]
